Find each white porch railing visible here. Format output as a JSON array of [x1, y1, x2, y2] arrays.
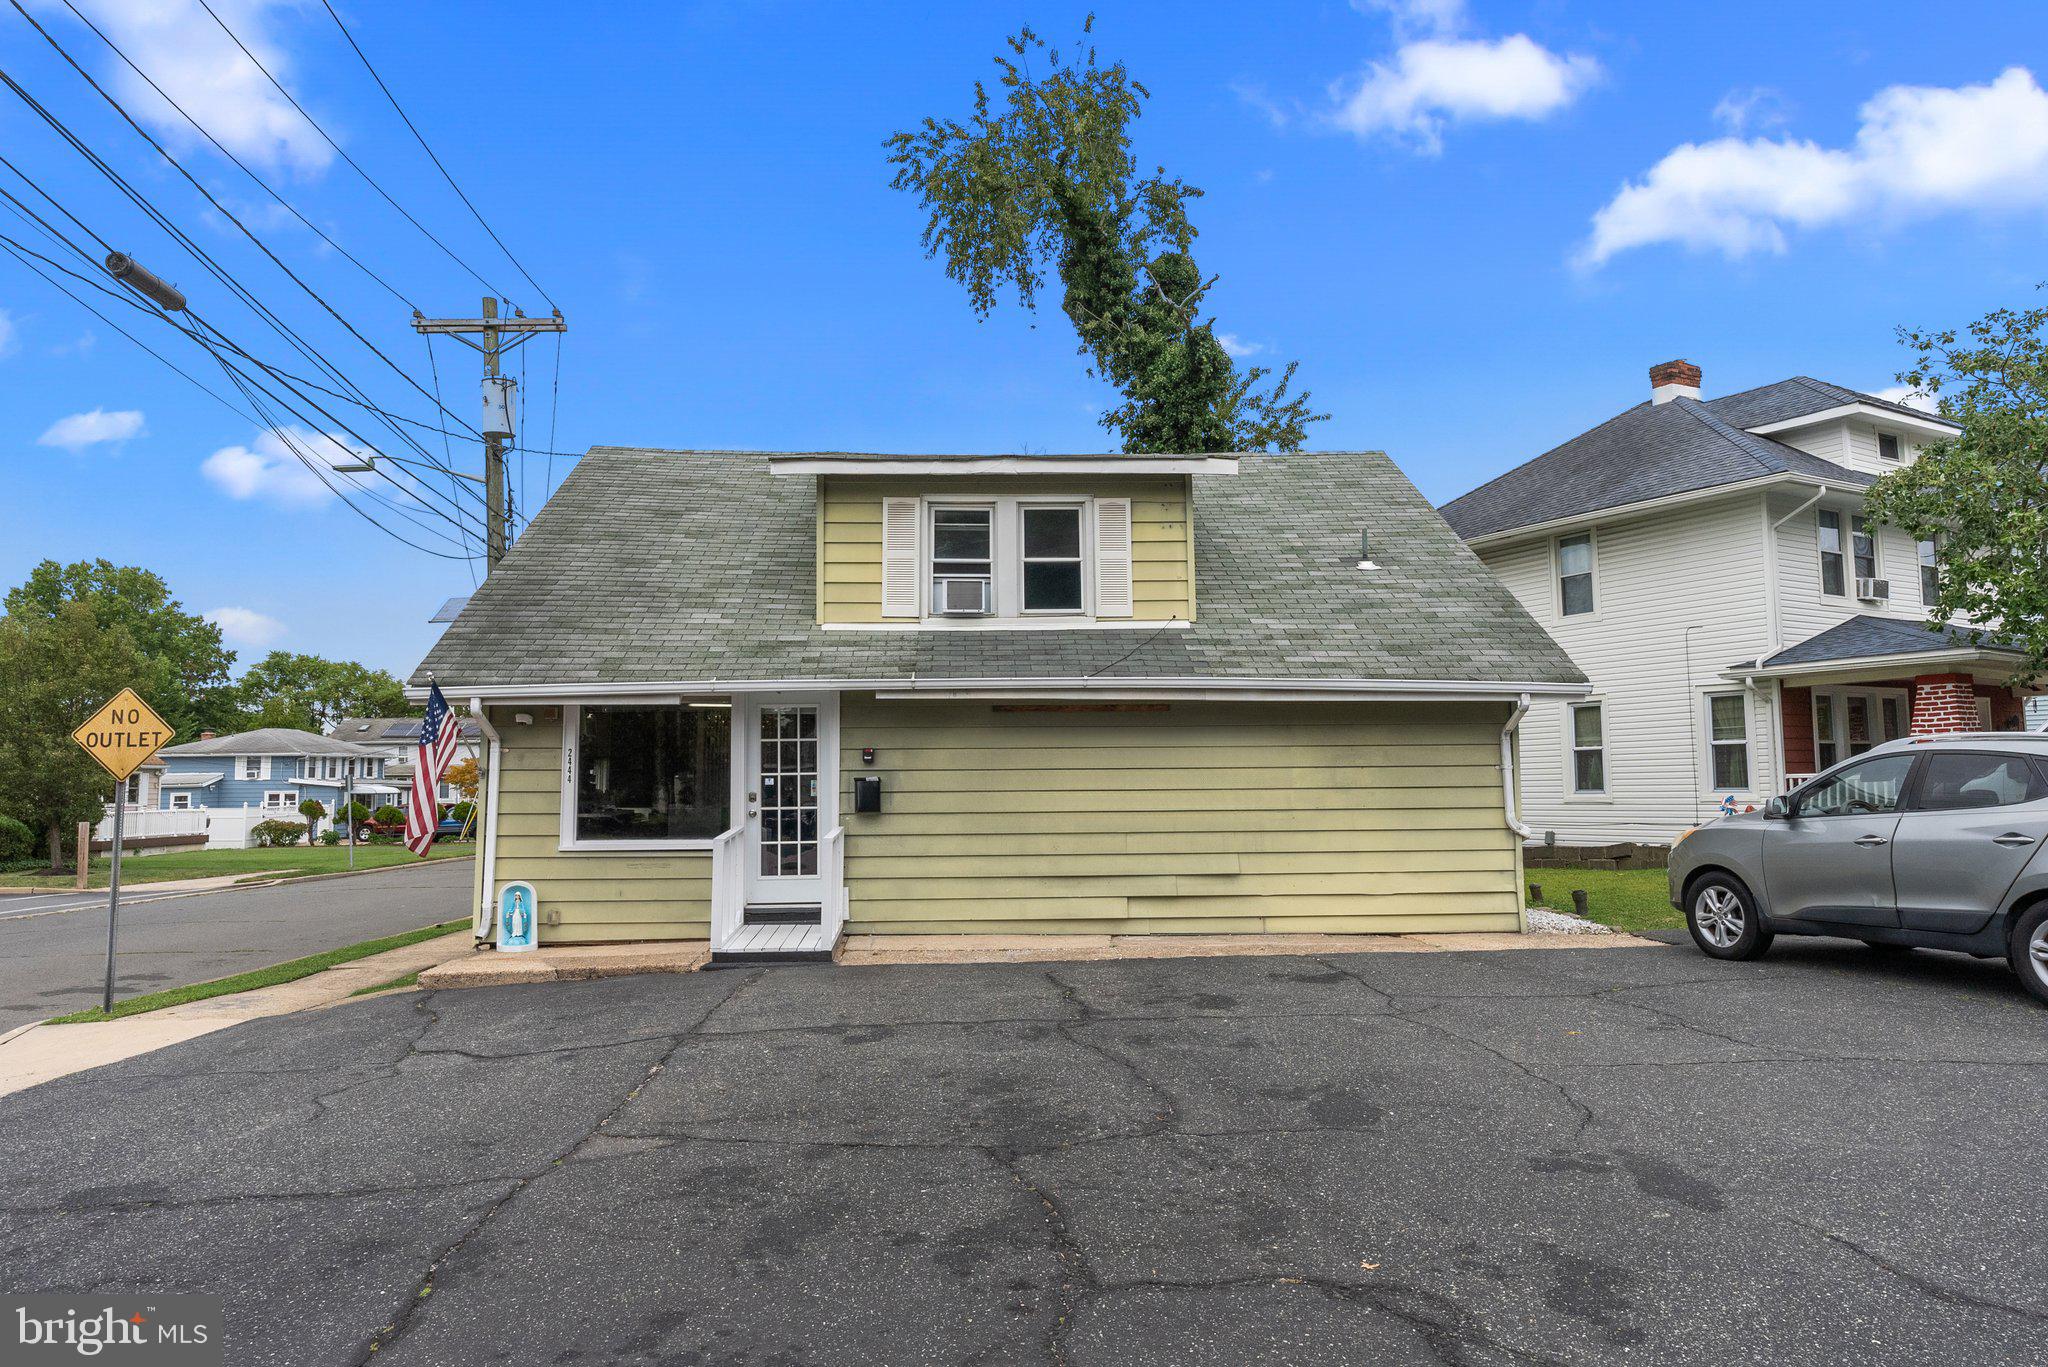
[[709, 826, 745, 951], [94, 808, 207, 843], [1780, 773, 1815, 794], [822, 825, 847, 947]]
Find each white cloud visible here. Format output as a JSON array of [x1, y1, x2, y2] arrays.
[[37, 408, 146, 451], [1329, 34, 1600, 153], [1712, 86, 1791, 136], [1215, 332, 1263, 358], [1354, 0, 1467, 39], [0, 309, 17, 359], [205, 606, 285, 649], [54, 0, 331, 175], [1582, 67, 2048, 267], [201, 426, 368, 506], [1875, 384, 1940, 414]]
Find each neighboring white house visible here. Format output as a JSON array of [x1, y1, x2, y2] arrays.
[[327, 716, 482, 812], [1441, 360, 2032, 848]]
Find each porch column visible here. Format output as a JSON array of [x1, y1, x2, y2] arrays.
[[1907, 674, 1977, 734]]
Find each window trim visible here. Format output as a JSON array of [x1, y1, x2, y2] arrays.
[[1878, 432, 1902, 462], [1817, 508, 1845, 597], [1917, 535, 1940, 607], [1850, 512, 1878, 584], [168, 792, 192, 810], [1567, 700, 1607, 797], [239, 756, 262, 781], [263, 789, 299, 810], [1553, 530, 1596, 619], [927, 502, 996, 616], [1703, 690, 1754, 794], [918, 494, 1105, 623], [557, 700, 737, 853]]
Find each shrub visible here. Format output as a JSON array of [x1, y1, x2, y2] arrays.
[[445, 801, 475, 826], [338, 801, 371, 827], [297, 799, 327, 843], [251, 819, 308, 847], [0, 814, 33, 863], [372, 804, 404, 826], [320, 828, 340, 846]]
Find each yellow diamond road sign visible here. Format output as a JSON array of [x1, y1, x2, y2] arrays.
[[72, 687, 175, 783]]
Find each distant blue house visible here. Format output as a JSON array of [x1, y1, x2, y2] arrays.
[[155, 727, 403, 834]]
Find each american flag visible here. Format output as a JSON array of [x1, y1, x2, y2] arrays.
[[404, 684, 463, 857]]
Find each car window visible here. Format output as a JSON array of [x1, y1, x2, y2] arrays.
[[1914, 752, 2048, 811], [1797, 754, 1915, 817]]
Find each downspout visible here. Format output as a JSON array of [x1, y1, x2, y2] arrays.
[[1501, 693, 1535, 839], [469, 698, 502, 945]]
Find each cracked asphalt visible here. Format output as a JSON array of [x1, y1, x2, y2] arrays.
[[1, 936, 2044, 1365]]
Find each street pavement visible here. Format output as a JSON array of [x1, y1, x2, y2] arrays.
[[0, 858, 471, 1029], [0, 936, 2044, 1365]]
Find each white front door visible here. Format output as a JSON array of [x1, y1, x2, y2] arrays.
[[741, 693, 837, 908]]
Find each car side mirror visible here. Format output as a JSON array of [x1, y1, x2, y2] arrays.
[[1763, 796, 1790, 820]]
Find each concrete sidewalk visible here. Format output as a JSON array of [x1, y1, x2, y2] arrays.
[[0, 932, 473, 1099]]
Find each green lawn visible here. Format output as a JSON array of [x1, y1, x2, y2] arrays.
[[1527, 865, 1682, 933], [51, 919, 469, 1022], [0, 842, 471, 890]]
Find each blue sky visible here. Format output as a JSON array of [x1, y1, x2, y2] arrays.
[[5, 0, 2047, 678]]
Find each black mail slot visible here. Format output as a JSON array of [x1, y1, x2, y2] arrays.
[[853, 775, 882, 814]]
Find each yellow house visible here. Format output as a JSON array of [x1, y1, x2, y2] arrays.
[[412, 448, 1587, 961]]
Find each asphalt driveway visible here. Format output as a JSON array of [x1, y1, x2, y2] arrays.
[[1, 938, 2043, 1365], [0, 859, 472, 1029]]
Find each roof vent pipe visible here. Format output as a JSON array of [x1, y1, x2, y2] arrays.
[[1357, 529, 1377, 571]]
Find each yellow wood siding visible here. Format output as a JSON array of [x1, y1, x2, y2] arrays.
[[488, 709, 710, 943], [818, 475, 1193, 623], [839, 696, 1520, 934]]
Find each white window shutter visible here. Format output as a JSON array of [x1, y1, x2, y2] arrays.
[[1094, 497, 1134, 617], [881, 497, 921, 618]]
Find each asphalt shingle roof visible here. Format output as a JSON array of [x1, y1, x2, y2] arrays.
[[412, 447, 1584, 691], [1755, 615, 2022, 670], [1702, 376, 1956, 431], [329, 715, 481, 743], [160, 727, 381, 758], [1438, 395, 1870, 541]]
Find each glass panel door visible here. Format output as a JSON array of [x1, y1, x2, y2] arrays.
[[757, 704, 819, 879]]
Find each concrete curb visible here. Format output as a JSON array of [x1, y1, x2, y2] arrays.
[[227, 854, 475, 893]]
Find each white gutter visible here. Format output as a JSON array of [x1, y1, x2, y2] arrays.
[[409, 675, 1592, 705], [1462, 472, 1832, 551], [1501, 693, 1536, 840], [1770, 484, 1828, 530], [1732, 645, 2020, 685], [468, 698, 502, 944]]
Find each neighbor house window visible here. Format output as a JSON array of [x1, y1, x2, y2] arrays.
[[1557, 533, 1594, 616], [123, 774, 142, 804], [1020, 505, 1084, 612], [1706, 693, 1750, 791], [1817, 511, 1845, 595], [1918, 538, 1939, 605], [240, 756, 262, 780], [263, 790, 297, 809], [1851, 515, 1876, 582], [169, 792, 192, 810], [1878, 433, 1902, 461], [1570, 703, 1605, 793], [930, 506, 993, 612], [568, 704, 731, 845]]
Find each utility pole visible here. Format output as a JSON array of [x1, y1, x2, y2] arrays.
[[412, 298, 566, 570]]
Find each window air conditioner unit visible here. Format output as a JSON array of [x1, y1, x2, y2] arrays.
[[933, 576, 992, 616], [1855, 577, 1890, 602]]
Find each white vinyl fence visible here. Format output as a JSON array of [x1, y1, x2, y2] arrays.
[[94, 807, 208, 844]]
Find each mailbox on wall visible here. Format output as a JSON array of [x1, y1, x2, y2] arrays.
[[853, 775, 882, 813]]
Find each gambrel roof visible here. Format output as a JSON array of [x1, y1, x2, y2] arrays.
[[412, 447, 1585, 694]]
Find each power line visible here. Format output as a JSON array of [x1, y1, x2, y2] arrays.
[[320, 0, 559, 313], [55, 0, 418, 312], [424, 330, 479, 588], [190, 0, 518, 305]]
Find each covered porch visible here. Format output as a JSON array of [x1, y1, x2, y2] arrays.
[[1732, 615, 2037, 792]]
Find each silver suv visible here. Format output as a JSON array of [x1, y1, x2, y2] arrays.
[[1668, 732, 2048, 1005]]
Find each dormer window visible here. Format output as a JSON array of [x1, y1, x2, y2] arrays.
[[1021, 505, 1084, 613], [1878, 433, 1901, 461], [930, 506, 994, 615]]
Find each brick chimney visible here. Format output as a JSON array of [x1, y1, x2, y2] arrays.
[[1650, 359, 1702, 404], [199, 730, 216, 740]]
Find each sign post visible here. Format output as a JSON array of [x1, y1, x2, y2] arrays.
[[71, 688, 174, 1015], [345, 768, 356, 870]]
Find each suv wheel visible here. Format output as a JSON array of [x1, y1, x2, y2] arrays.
[[1687, 873, 1773, 961], [2010, 904, 2048, 1007]]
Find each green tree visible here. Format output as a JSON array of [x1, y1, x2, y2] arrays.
[[1865, 291, 2048, 680], [297, 797, 326, 844], [886, 20, 1325, 453], [4, 560, 236, 740], [233, 652, 412, 734], [0, 602, 150, 868]]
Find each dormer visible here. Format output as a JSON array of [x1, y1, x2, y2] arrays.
[[1740, 401, 1957, 479], [769, 453, 1235, 628]]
